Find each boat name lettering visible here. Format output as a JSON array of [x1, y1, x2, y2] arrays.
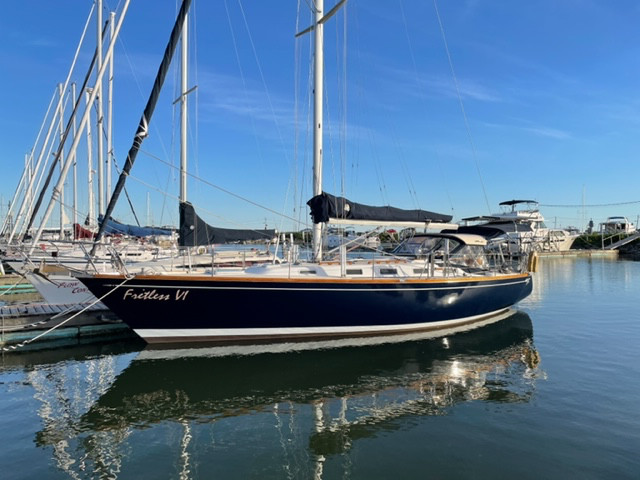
[[123, 288, 171, 301], [122, 288, 190, 302], [176, 290, 190, 301], [53, 281, 90, 295]]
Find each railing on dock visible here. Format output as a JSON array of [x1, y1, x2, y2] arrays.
[[602, 231, 640, 250]]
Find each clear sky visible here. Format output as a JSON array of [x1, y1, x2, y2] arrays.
[[1, 0, 639, 234]]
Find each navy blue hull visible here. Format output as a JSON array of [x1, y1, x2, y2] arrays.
[[80, 274, 532, 341]]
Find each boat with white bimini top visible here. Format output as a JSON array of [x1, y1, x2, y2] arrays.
[[600, 216, 636, 235], [462, 199, 579, 253], [77, 0, 533, 345]]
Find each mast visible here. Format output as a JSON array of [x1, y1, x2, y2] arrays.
[[297, 0, 347, 262], [27, 0, 131, 255], [1, 151, 31, 237], [90, 0, 192, 256], [2, 85, 60, 238], [9, 86, 65, 243], [22, 14, 109, 241], [180, 10, 188, 203], [86, 89, 95, 227], [107, 11, 115, 200], [57, 83, 65, 239], [96, 0, 105, 216], [147, 192, 151, 226], [72, 83, 78, 228], [312, 0, 324, 262]]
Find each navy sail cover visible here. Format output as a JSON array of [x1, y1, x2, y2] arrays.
[[98, 215, 173, 237], [179, 201, 276, 247], [307, 192, 453, 224]]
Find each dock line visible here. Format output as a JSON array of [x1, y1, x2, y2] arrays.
[[0, 271, 30, 298], [1, 276, 130, 352]]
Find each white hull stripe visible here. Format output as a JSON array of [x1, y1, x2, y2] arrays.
[[134, 308, 509, 340]]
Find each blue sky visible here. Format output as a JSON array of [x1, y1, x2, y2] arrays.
[[1, 0, 639, 234]]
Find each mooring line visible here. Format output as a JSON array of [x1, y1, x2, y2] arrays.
[[0, 270, 30, 298], [1, 277, 130, 352]]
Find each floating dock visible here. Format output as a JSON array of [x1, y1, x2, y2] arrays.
[[1, 303, 133, 351], [0, 273, 40, 301], [0, 274, 135, 352], [537, 249, 619, 258], [1, 274, 134, 351]]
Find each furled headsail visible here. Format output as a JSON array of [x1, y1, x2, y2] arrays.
[[307, 192, 453, 224], [179, 201, 276, 247], [90, 0, 192, 257]]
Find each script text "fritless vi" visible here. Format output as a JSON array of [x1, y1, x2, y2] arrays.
[[122, 288, 190, 301]]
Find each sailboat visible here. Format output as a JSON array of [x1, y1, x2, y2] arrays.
[[77, 0, 533, 344]]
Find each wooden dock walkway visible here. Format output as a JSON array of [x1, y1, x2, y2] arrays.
[[1, 300, 133, 351]]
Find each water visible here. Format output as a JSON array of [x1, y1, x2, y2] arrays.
[[1, 256, 639, 479]]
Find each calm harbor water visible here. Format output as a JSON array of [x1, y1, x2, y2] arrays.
[[1, 256, 639, 479]]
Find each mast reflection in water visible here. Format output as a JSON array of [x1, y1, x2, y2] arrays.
[[19, 310, 542, 478]]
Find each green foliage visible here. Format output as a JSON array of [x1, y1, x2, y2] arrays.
[[572, 234, 603, 249]]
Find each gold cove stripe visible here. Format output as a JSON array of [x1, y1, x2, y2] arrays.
[[92, 273, 530, 285]]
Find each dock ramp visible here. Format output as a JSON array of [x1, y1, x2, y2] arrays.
[[604, 231, 640, 250]]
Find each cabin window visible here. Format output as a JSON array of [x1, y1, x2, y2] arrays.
[[346, 269, 363, 275], [413, 268, 428, 274], [300, 270, 317, 275], [379, 268, 398, 275]]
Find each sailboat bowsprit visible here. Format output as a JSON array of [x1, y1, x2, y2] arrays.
[[77, 0, 533, 344]]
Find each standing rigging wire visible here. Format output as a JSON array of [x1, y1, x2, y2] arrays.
[[235, 0, 297, 235], [340, 5, 348, 206], [293, 0, 302, 230], [540, 200, 640, 208], [292, 0, 301, 229], [292, 0, 312, 231], [323, 4, 348, 213], [349, 6, 391, 207], [224, 0, 266, 170], [433, 0, 492, 215], [134, 150, 302, 227], [325, 55, 339, 207], [102, 2, 179, 229], [293, 1, 317, 231], [389, 122, 421, 210], [396, 0, 429, 211], [396, 0, 456, 214], [296, 18, 315, 231], [369, 134, 390, 206]]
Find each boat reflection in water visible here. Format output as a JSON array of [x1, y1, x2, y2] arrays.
[[26, 309, 542, 477]]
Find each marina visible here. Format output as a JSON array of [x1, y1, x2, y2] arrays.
[[0, 241, 627, 351], [1, 1, 640, 478], [0, 255, 638, 478], [0, 240, 626, 351]]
